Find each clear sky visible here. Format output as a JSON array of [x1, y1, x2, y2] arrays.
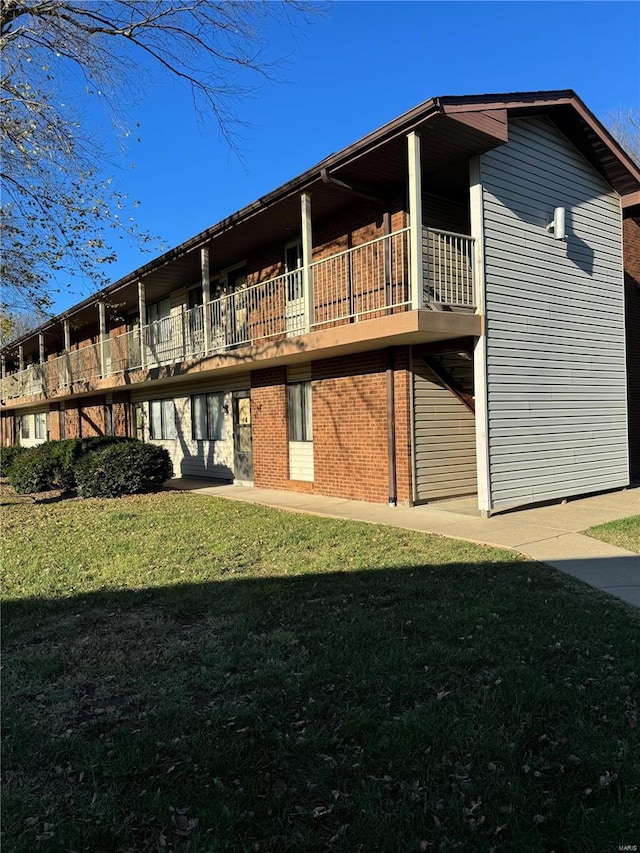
[[51, 0, 639, 313]]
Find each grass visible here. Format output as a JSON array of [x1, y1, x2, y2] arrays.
[[585, 515, 640, 553], [2, 487, 639, 852]]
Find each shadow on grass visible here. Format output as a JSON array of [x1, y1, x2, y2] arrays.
[[3, 559, 640, 852]]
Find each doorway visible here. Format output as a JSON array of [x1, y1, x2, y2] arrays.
[[232, 390, 253, 482]]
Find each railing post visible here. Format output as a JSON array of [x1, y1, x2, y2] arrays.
[[137, 280, 146, 370], [98, 302, 107, 377], [301, 192, 313, 333], [407, 131, 424, 309], [201, 247, 211, 355], [63, 322, 71, 387], [18, 345, 24, 372], [38, 332, 46, 393]]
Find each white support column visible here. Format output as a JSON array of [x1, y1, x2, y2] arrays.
[[39, 332, 46, 393], [407, 132, 424, 309], [137, 280, 147, 370], [18, 345, 24, 372], [469, 155, 492, 515], [63, 322, 71, 386], [201, 247, 211, 355], [301, 192, 313, 333], [1, 355, 6, 383], [98, 302, 107, 377]]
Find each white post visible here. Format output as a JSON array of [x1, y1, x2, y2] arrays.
[[407, 132, 424, 309], [201, 247, 211, 355], [63, 322, 71, 386], [1, 355, 5, 383], [137, 280, 146, 370], [301, 192, 313, 333], [39, 332, 46, 393], [18, 345, 24, 372], [469, 156, 492, 516], [98, 302, 107, 377]]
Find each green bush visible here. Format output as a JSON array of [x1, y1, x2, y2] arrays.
[[0, 445, 26, 476], [7, 449, 62, 494], [75, 442, 173, 498], [5, 436, 137, 494]]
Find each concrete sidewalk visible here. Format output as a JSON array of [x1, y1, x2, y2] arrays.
[[165, 479, 640, 608]]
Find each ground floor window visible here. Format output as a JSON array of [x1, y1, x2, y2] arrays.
[[149, 399, 177, 439], [20, 415, 29, 440], [191, 393, 225, 440], [35, 412, 47, 440], [105, 403, 114, 436], [288, 381, 312, 442]]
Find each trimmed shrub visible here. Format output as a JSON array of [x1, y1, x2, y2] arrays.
[[75, 442, 173, 498], [5, 436, 137, 494], [0, 445, 26, 476], [7, 448, 61, 494]]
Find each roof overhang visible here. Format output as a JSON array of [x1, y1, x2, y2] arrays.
[[5, 89, 640, 353]]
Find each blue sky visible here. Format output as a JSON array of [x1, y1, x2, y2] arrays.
[[53, 0, 639, 312]]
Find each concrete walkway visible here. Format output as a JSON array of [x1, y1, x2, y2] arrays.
[[165, 479, 640, 608]]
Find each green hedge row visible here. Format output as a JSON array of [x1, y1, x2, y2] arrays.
[[3, 437, 173, 498]]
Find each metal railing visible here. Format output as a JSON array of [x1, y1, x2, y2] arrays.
[[206, 269, 303, 354], [1, 226, 476, 401], [423, 227, 475, 307], [311, 228, 410, 328]]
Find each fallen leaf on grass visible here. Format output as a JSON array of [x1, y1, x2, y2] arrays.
[[170, 806, 198, 837]]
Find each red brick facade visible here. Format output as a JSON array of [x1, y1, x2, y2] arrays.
[[250, 349, 413, 504]]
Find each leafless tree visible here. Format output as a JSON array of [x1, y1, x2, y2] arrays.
[[0, 0, 319, 315], [605, 106, 640, 166]]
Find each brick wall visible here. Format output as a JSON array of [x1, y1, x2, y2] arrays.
[[250, 349, 413, 504], [79, 396, 106, 437], [112, 392, 132, 437], [48, 404, 61, 441], [250, 366, 290, 489], [624, 215, 640, 479], [1, 412, 15, 447]]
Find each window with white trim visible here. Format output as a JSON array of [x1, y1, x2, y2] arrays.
[[191, 393, 225, 440], [20, 415, 30, 440], [288, 381, 312, 442], [149, 399, 177, 439]]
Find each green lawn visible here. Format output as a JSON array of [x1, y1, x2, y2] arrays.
[[585, 515, 640, 554], [3, 488, 639, 852]]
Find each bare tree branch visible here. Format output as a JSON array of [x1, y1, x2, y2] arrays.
[[0, 0, 322, 317]]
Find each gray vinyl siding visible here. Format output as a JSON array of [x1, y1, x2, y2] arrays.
[[480, 116, 627, 509], [413, 352, 477, 501]]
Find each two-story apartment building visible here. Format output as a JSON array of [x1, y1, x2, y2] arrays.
[[2, 90, 639, 514]]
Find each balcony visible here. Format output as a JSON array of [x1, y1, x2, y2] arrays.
[[1, 228, 475, 402]]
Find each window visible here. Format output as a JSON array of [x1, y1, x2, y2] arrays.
[[288, 381, 312, 442], [35, 412, 47, 440], [149, 399, 177, 439], [147, 298, 171, 345], [20, 415, 30, 440], [192, 393, 225, 440], [105, 403, 114, 437]]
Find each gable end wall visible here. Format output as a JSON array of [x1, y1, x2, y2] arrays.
[[479, 116, 628, 509]]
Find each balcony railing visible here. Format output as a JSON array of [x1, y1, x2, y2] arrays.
[[1, 227, 475, 401], [423, 227, 475, 307], [311, 228, 410, 328]]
